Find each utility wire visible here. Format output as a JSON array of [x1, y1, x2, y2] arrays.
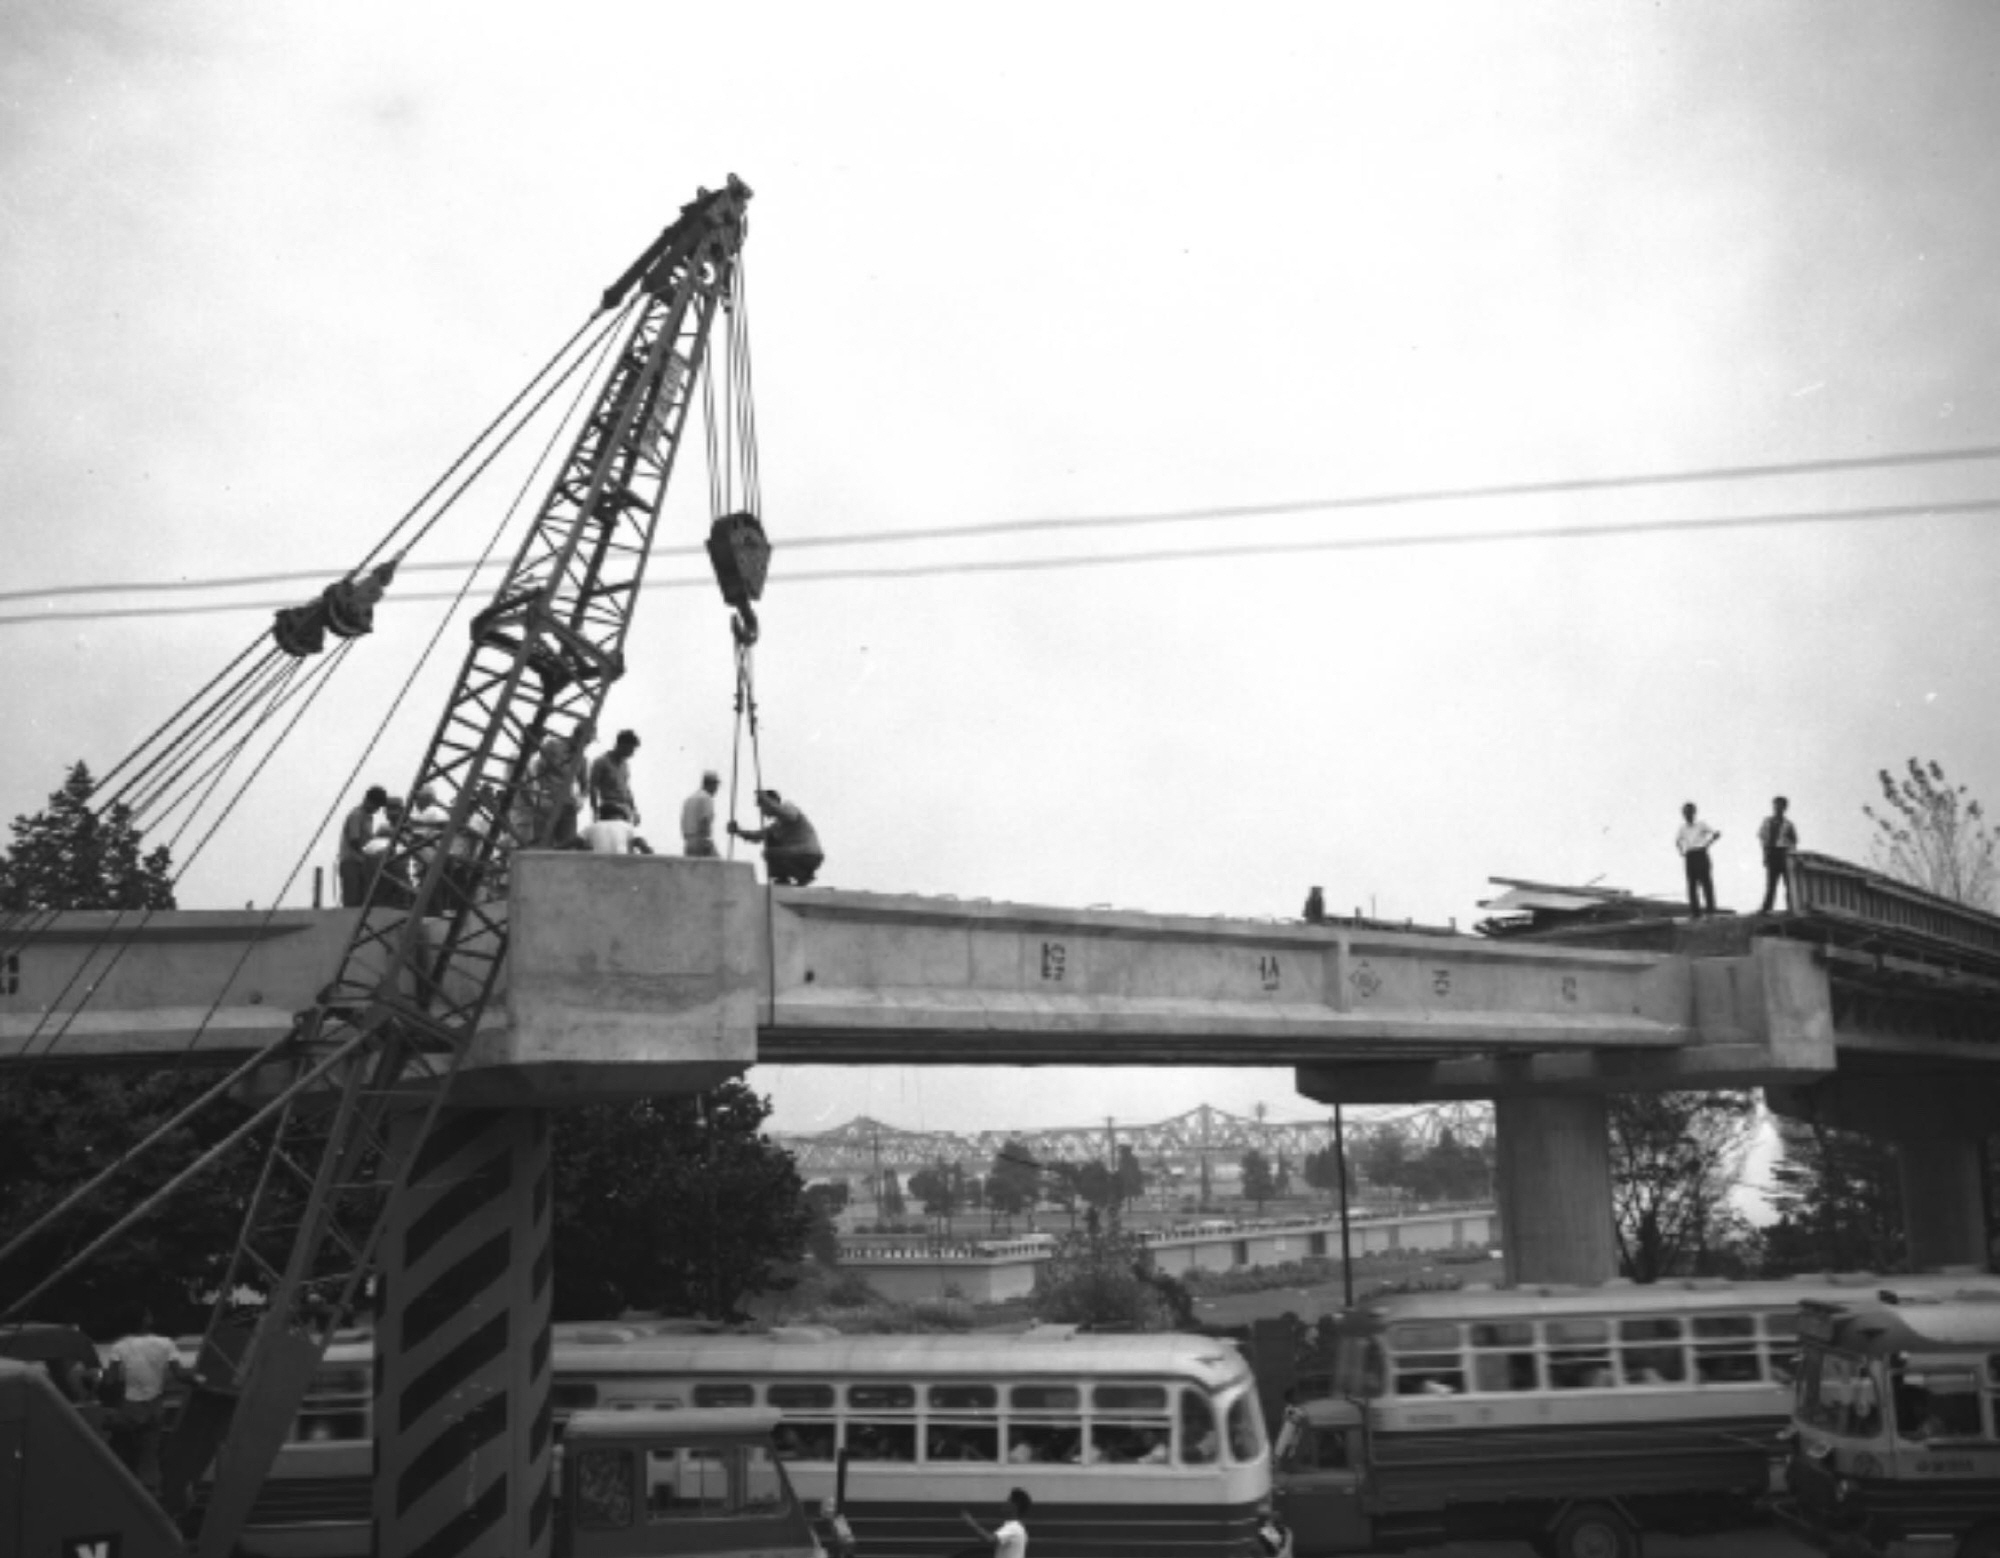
[[7, 438, 2000, 610], [7, 490, 1996, 630]]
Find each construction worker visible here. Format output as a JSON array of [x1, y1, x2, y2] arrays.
[[682, 769, 721, 857], [730, 788, 824, 885], [590, 728, 641, 822], [337, 785, 390, 906]]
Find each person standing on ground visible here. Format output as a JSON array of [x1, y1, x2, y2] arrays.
[[590, 729, 641, 823], [1758, 796, 1798, 913], [1676, 802, 1721, 919], [103, 1306, 188, 1494], [337, 785, 389, 906], [960, 1488, 1031, 1558], [681, 769, 721, 857], [730, 788, 825, 885]]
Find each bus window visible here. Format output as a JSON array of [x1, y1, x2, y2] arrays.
[[1691, 1315, 1761, 1384], [695, 1382, 755, 1407], [1546, 1319, 1614, 1390], [1007, 1384, 1081, 1466], [929, 1424, 1000, 1462], [1226, 1394, 1265, 1462], [768, 1383, 836, 1410], [1179, 1390, 1219, 1465], [1763, 1312, 1801, 1386], [647, 1445, 732, 1517], [1090, 1384, 1171, 1464], [772, 1421, 836, 1462], [1618, 1317, 1687, 1385], [1469, 1322, 1538, 1393], [931, 1384, 999, 1411], [846, 1422, 917, 1462], [1892, 1369, 1984, 1443], [575, 1448, 638, 1529], [1800, 1351, 1881, 1439], [1389, 1324, 1464, 1396]]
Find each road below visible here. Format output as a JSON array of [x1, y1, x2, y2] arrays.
[[1436, 1528, 1812, 1558]]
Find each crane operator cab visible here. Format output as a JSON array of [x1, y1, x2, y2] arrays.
[[557, 1405, 824, 1558]]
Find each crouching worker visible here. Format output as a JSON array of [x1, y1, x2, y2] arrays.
[[729, 788, 824, 886]]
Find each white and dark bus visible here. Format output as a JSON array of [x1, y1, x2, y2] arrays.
[[1279, 1274, 2000, 1558], [551, 1323, 1274, 1558]]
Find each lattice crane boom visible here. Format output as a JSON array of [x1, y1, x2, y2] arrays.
[[172, 176, 754, 1557]]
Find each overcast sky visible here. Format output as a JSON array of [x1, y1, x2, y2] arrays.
[[5, 4, 1999, 1161]]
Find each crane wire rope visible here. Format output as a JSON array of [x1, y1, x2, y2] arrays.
[[0, 299, 641, 1308]]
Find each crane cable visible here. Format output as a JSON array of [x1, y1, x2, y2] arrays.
[[0, 298, 642, 1299]]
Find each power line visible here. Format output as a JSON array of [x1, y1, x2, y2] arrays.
[[6, 438, 2000, 610], [2, 492, 1993, 631]]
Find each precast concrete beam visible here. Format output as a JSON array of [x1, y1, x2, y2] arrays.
[[1298, 937, 1839, 1103], [756, 882, 1696, 1065]]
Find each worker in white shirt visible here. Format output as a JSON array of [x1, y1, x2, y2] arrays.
[[1675, 802, 1721, 919], [961, 1489, 1032, 1558]]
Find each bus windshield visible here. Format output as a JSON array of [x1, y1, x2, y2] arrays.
[[1799, 1350, 1883, 1439], [1891, 1368, 1986, 1443]]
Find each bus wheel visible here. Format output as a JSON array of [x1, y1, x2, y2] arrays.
[[1551, 1504, 1639, 1558]]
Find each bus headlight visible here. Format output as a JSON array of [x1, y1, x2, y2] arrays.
[[1834, 1477, 1855, 1503]]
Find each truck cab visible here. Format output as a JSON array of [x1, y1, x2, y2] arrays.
[[557, 1405, 823, 1558], [1273, 1397, 1372, 1555]]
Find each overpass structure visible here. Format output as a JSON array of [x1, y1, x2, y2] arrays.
[[9, 849, 1996, 1290]]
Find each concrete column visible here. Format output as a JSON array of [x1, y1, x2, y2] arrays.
[[375, 1107, 554, 1558], [1897, 1134, 1989, 1271], [1493, 1094, 1618, 1286]]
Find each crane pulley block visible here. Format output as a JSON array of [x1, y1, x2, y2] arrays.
[[706, 511, 772, 610], [271, 558, 400, 659]]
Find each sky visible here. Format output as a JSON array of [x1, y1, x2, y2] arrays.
[[5, 3, 1999, 1180]]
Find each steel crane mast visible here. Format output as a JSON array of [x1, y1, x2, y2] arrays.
[[173, 176, 754, 1557]]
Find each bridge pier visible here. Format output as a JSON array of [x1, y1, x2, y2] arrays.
[[1896, 1133, 1990, 1271], [1492, 1095, 1618, 1286]]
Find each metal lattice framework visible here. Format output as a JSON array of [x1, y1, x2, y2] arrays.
[[775, 1101, 1493, 1177], [178, 179, 753, 1557]]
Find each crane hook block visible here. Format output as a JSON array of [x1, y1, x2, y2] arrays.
[[272, 558, 401, 659], [706, 512, 771, 610]]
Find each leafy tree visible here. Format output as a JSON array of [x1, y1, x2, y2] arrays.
[[1031, 1219, 1176, 1330], [802, 1182, 849, 1266], [876, 1169, 905, 1219], [0, 763, 260, 1339], [551, 1079, 811, 1321], [1864, 758, 1997, 909], [1273, 1154, 1292, 1199], [986, 1140, 1039, 1232], [1075, 1160, 1116, 1216], [1044, 1163, 1082, 1229], [1240, 1148, 1276, 1212], [1355, 1123, 1411, 1199], [1607, 1092, 1759, 1281], [1114, 1144, 1147, 1213], [0, 761, 175, 912], [909, 1162, 961, 1237], [1759, 1117, 1905, 1276]]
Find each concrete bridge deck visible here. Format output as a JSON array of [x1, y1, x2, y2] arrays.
[[0, 854, 1845, 1103]]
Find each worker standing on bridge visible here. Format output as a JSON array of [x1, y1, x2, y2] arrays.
[[731, 788, 824, 885], [682, 768, 721, 856], [1676, 802, 1721, 918], [590, 728, 641, 823], [1757, 796, 1798, 914], [337, 785, 390, 906]]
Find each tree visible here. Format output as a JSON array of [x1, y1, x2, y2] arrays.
[[0, 763, 254, 1339], [1355, 1123, 1412, 1200], [1240, 1148, 1276, 1212], [1302, 1143, 1352, 1206], [1114, 1144, 1147, 1213], [1044, 1163, 1082, 1229], [551, 1079, 812, 1321], [1607, 1092, 1759, 1281], [986, 1140, 1040, 1233], [0, 761, 175, 912], [876, 1170, 905, 1220], [1273, 1154, 1292, 1199], [1864, 758, 1997, 909], [801, 1182, 849, 1266], [1075, 1160, 1116, 1218], [908, 1162, 961, 1237], [1030, 1219, 1177, 1330], [1759, 1117, 1906, 1276]]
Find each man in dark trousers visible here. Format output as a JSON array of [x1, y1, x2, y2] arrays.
[[337, 785, 389, 906], [1757, 796, 1798, 913], [730, 788, 824, 885], [1676, 802, 1721, 918]]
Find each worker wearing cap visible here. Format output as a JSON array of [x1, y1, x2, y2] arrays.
[[730, 787, 824, 886], [682, 769, 722, 857]]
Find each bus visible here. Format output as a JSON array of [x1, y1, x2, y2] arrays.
[[1783, 1285, 2000, 1558], [1277, 1274, 2000, 1558], [551, 1323, 1274, 1558]]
